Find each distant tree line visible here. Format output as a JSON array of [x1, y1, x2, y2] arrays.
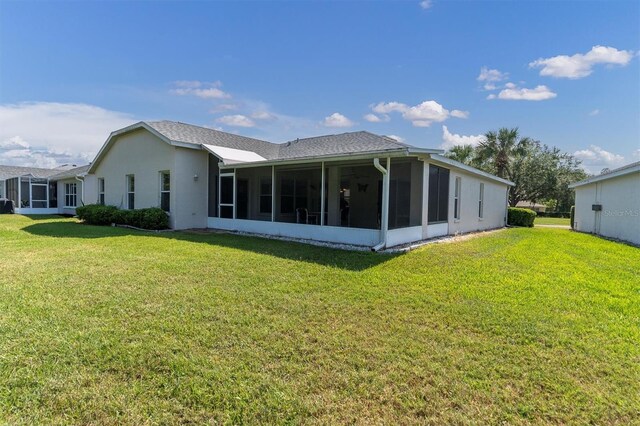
[[445, 128, 588, 211]]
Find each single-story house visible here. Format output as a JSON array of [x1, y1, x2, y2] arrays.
[[515, 200, 547, 213], [0, 164, 89, 215], [82, 120, 513, 249], [569, 161, 640, 246]]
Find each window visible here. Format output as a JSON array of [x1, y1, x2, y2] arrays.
[[0, 180, 4, 199], [64, 183, 77, 207], [31, 180, 48, 208], [259, 177, 272, 214], [454, 176, 461, 220], [126, 175, 135, 210], [98, 178, 105, 205], [219, 174, 234, 218], [479, 183, 484, 219], [280, 177, 307, 214], [427, 165, 450, 223], [160, 172, 170, 212]]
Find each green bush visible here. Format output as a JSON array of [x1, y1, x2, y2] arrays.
[[76, 205, 169, 230], [76, 204, 119, 226], [570, 205, 575, 229], [508, 207, 536, 227]]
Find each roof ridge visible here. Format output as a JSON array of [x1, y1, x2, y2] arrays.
[[146, 120, 275, 145]]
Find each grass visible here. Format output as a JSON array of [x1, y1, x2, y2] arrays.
[[1, 215, 638, 425], [535, 217, 571, 226]]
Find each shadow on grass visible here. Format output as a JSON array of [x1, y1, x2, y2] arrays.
[[22, 221, 396, 271]]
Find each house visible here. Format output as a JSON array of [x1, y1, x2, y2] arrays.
[[569, 161, 640, 246], [82, 120, 513, 249], [515, 200, 547, 213], [0, 164, 89, 215]]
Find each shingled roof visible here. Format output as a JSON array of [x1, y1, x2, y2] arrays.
[[0, 164, 89, 181]]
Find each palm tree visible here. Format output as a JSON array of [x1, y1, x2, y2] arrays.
[[445, 144, 475, 164], [475, 128, 532, 179]]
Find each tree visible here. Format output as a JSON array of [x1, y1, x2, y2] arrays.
[[445, 144, 475, 164], [444, 128, 588, 209], [475, 128, 532, 179]]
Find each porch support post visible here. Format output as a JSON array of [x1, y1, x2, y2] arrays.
[[18, 177, 21, 210], [320, 161, 325, 226], [382, 158, 390, 237], [271, 165, 275, 222], [232, 168, 236, 219], [29, 177, 32, 209]]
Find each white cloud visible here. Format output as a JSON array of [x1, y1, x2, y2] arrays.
[[372, 100, 464, 127], [419, 0, 432, 9], [251, 111, 277, 121], [363, 113, 389, 123], [441, 125, 484, 150], [477, 67, 508, 83], [170, 80, 231, 99], [450, 109, 469, 119], [216, 114, 256, 128], [209, 103, 238, 113], [574, 145, 626, 173], [633, 149, 640, 160], [529, 45, 634, 79], [386, 135, 405, 143], [322, 112, 355, 128], [0, 102, 136, 168], [589, 109, 600, 116], [489, 84, 557, 101]]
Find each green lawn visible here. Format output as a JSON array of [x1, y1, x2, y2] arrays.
[[1, 215, 638, 424], [535, 216, 571, 226]]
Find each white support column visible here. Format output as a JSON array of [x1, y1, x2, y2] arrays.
[[422, 160, 430, 239], [381, 158, 390, 237], [28, 177, 32, 209], [232, 168, 237, 219], [320, 161, 325, 226], [46, 179, 49, 208], [271, 165, 275, 222], [18, 177, 21, 209]]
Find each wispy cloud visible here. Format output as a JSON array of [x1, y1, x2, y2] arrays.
[[170, 80, 231, 99], [441, 125, 483, 150], [322, 112, 355, 128], [574, 144, 626, 173], [477, 67, 509, 90], [363, 113, 389, 123], [487, 82, 557, 101], [0, 102, 136, 168], [216, 114, 256, 128], [419, 0, 433, 10], [371, 100, 466, 127], [588, 109, 600, 116], [530, 45, 634, 79]]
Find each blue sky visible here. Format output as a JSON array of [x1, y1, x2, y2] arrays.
[[0, 0, 638, 173]]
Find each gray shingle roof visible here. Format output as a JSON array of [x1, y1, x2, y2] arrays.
[[0, 165, 61, 180], [0, 164, 89, 180], [277, 131, 410, 159], [146, 121, 280, 160], [145, 121, 412, 161], [49, 165, 91, 180]]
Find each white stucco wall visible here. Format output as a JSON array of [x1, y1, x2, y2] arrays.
[[88, 128, 207, 229], [447, 168, 509, 235], [574, 172, 640, 245]]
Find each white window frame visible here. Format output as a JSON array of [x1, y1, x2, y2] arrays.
[[454, 176, 461, 221], [126, 174, 135, 210], [159, 171, 170, 212], [478, 182, 484, 219], [64, 182, 77, 208], [98, 178, 105, 205]]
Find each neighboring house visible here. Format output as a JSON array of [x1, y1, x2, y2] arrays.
[[84, 121, 513, 249], [515, 200, 547, 213], [0, 164, 89, 215], [569, 161, 640, 246]]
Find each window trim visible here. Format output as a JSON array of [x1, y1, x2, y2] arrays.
[[126, 174, 135, 210], [98, 178, 105, 205], [478, 182, 485, 219], [64, 182, 78, 208], [453, 176, 461, 221], [159, 171, 170, 212]]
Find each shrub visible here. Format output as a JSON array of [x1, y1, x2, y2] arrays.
[[508, 207, 536, 227], [76, 204, 119, 226], [570, 205, 575, 229], [76, 205, 169, 230]]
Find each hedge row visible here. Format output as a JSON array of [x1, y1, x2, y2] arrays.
[[534, 211, 571, 218], [570, 205, 575, 229], [76, 204, 169, 230], [507, 207, 536, 227]]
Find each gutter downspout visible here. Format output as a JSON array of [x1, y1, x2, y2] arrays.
[[75, 175, 85, 207], [372, 157, 390, 252]]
